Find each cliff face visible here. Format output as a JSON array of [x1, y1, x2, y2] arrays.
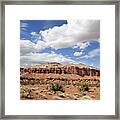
[[20, 62, 100, 77]]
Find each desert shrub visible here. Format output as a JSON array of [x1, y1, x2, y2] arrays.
[[78, 82, 89, 92], [96, 81, 100, 87], [50, 83, 64, 92]]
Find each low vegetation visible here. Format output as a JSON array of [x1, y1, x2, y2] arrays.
[[20, 74, 100, 100], [78, 82, 89, 92], [50, 83, 64, 92]]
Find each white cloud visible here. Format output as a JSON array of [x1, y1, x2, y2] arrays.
[[20, 22, 28, 28], [31, 32, 37, 36], [20, 52, 77, 67], [40, 20, 100, 49], [30, 32, 43, 43], [20, 40, 36, 56], [77, 42, 90, 49], [81, 48, 100, 59], [72, 45, 78, 49], [74, 51, 83, 57], [20, 22, 29, 32], [72, 41, 90, 50], [34, 40, 47, 50], [20, 40, 47, 56]]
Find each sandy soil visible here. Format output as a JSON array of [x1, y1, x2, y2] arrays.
[[20, 73, 100, 100]]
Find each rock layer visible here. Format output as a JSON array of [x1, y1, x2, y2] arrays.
[[20, 62, 100, 77]]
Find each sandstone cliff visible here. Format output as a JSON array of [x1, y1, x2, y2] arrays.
[[20, 62, 100, 77]]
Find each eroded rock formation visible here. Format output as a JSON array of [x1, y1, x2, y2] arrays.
[[20, 62, 100, 77]]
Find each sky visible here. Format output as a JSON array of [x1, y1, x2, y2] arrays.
[[20, 20, 100, 68]]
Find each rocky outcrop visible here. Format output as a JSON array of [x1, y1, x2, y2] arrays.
[[20, 63, 100, 77]]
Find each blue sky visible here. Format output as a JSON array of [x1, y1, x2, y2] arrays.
[[20, 20, 67, 41], [20, 20, 100, 68]]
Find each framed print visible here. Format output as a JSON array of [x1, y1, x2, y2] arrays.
[[0, 0, 119, 119]]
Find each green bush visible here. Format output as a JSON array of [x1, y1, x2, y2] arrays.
[[50, 83, 64, 92], [78, 82, 89, 92], [96, 81, 100, 87]]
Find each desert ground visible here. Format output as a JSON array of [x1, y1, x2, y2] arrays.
[[20, 62, 100, 100]]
